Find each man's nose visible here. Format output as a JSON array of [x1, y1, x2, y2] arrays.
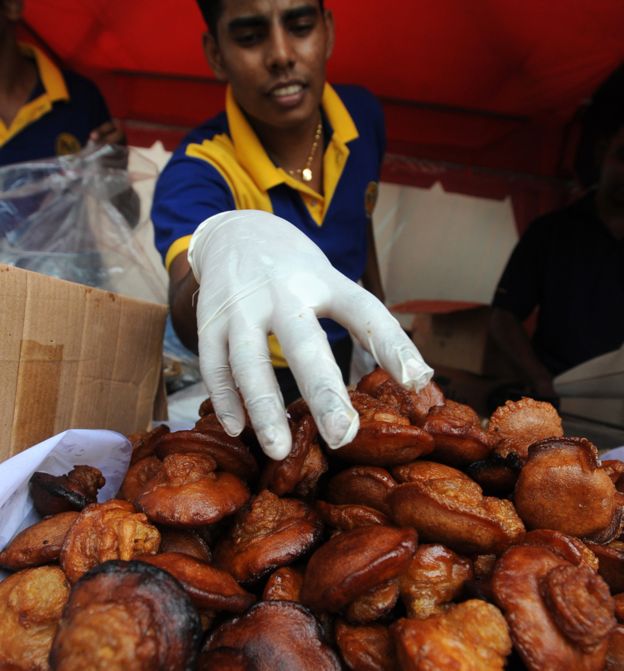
[[266, 25, 295, 71]]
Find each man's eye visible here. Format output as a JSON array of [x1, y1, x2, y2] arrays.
[[288, 20, 314, 36], [233, 29, 265, 46]]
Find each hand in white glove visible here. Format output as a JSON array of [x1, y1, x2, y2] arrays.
[[188, 210, 433, 460]]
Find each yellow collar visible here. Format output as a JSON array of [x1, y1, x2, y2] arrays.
[[0, 43, 69, 144], [227, 83, 359, 192], [19, 42, 69, 103]]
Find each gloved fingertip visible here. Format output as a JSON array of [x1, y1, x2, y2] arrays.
[[265, 441, 292, 461], [399, 350, 435, 391], [404, 364, 435, 390], [320, 406, 360, 450], [257, 424, 292, 461], [218, 413, 244, 437]]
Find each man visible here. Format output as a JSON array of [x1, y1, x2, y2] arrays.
[[0, 0, 124, 166], [152, 0, 432, 459], [154, 0, 385, 398], [489, 71, 624, 404]]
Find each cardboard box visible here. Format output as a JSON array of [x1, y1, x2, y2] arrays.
[[391, 299, 510, 376], [0, 264, 168, 462]]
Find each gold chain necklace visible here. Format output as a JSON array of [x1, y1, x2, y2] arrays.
[[286, 120, 323, 183]]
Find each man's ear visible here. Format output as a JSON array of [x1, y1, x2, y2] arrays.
[[202, 32, 228, 82], [323, 9, 335, 61]]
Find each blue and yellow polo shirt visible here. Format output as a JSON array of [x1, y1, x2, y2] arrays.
[[152, 83, 385, 366], [0, 44, 110, 167]]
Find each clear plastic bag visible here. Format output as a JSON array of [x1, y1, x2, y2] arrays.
[[0, 144, 168, 305]]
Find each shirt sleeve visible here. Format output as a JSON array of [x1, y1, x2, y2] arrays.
[[491, 218, 549, 321], [151, 149, 236, 266]]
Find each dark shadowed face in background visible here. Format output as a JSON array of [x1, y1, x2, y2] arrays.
[[203, 0, 334, 132], [597, 127, 624, 236], [0, 0, 22, 43]]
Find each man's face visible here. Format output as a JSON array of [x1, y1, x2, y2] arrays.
[[205, 0, 334, 130], [1, 0, 22, 42], [598, 127, 624, 219]]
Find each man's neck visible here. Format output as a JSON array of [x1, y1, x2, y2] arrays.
[[251, 112, 323, 172], [250, 111, 325, 194], [0, 35, 38, 127]]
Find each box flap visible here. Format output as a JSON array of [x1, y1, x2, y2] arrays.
[[0, 264, 168, 460], [555, 345, 624, 398]]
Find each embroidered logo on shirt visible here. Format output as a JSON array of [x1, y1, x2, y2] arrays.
[[55, 132, 81, 156], [364, 181, 379, 219]]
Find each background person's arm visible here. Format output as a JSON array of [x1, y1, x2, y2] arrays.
[[88, 120, 142, 228], [489, 306, 557, 400], [89, 119, 126, 146]]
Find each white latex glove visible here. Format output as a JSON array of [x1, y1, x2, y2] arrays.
[[188, 210, 433, 460], [350, 338, 378, 383]]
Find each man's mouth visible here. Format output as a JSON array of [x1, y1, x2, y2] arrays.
[[270, 83, 305, 98]]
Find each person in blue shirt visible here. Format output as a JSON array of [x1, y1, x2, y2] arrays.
[[0, 0, 124, 166], [151, 0, 433, 460], [153, 0, 388, 405], [0, 0, 142, 285]]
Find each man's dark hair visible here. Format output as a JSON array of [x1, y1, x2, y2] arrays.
[[574, 62, 624, 188], [195, 0, 221, 38], [196, 0, 325, 39]]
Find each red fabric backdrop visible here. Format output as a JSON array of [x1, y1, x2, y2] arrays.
[[20, 0, 624, 231]]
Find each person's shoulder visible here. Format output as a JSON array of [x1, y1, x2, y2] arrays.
[[172, 111, 229, 156], [60, 68, 105, 101], [57, 68, 110, 125], [528, 192, 595, 232], [331, 84, 384, 142], [332, 84, 382, 114], [333, 84, 379, 103], [160, 111, 232, 185]]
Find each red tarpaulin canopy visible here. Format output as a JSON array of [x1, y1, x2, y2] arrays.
[[20, 0, 624, 226]]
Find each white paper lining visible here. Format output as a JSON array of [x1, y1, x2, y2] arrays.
[[0, 429, 131, 554]]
